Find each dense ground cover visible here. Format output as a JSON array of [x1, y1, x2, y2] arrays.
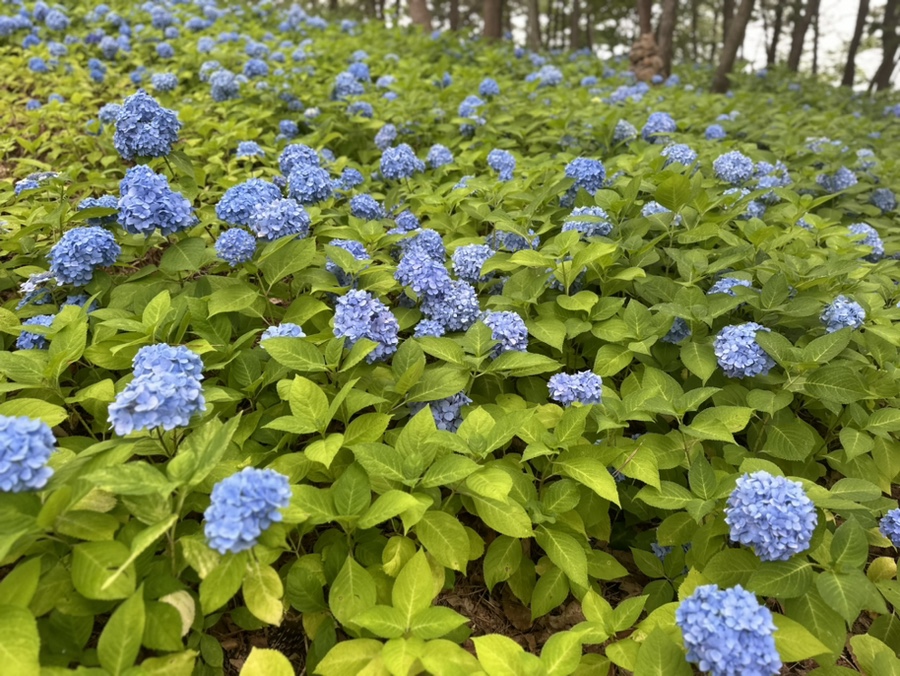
[[5, 1, 900, 674]]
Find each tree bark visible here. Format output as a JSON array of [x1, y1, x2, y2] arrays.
[[767, 0, 784, 65], [723, 0, 735, 41], [657, 0, 679, 77], [570, 0, 582, 49], [874, 0, 900, 90], [842, 0, 870, 86], [637, 0, 653, 34], [586, 8, 595, 49], [449, 0, 460, 29], [527, 0, 542, 48], [409, 0, 431, 29], [690, 0, 699, 60], [812, 5, 819, 74], [712, 0, 756, 93], [329, 0, 338, 11], [787, 0, 821, 71], [710, 5, 719, 62], [483, 0, 503, 39]]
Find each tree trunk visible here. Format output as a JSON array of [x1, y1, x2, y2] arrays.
[[712, 0, 756, 93], [586, 8, 595, 49], [483, 0, 503, 39], [329, 0, 338, 10], [710, 5, 719, 62], [570, 0, 581, 49], [723, 0, 735, 41], [874, 0, 900, 90], [690, 0, 699, 60], [449, 0, 460, 29], [787, 0, 821, 71], [812, 5, 819, 74], [842, 0, 870, 86], [637, 0, 653, 34], [767, 0, 784, 65], [553, 0, 564, 47], [527, 0, 542, 48], [657, 0, 678, 76]]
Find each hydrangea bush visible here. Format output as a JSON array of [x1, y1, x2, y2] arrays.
[[3, 2, 900, 675]]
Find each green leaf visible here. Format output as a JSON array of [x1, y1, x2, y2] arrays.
[[747, 559, 813, 599], [0, 605, 39, 675], [355, 605, 407, 639], [263, 337, 327, 373], [688, 455, 717, 500], [803, 365, 867, 404], [407, 366, 470, 403], [471, 495, 533, 538], [417, 336, 468, 366], [329, 557, 377, 633], [655, 174, 692, 212], [532, 565, 569, 619], [680, 343, 717, 382], [208, 283, 260, 316], [332, 462, 371, 518], [200, 552, 248, 614], [97, 588, 145, 676], [421, 455, 481, 487], [0, 399, 67, 427], [240, 647, 296, 676], [409, 606, 469, 640], [87, 462, 175, 496], [702, 549, 759, 589], [160, 237, 212, 274], [473, 634, 528, 676], [684, 406, 753, 444], [484, 535, 523, 591], [867, 409, 900, 437], [540, 631, 583, 676], [415, 511, 470, 572], [802, 330, 851, 364], [555, 456, 620, 506], [773, 614, 831, 661], [103, 515, 178, 592], [392, 550, 435, 628], [243, 562, 284, 625], [315, 639, 383, 675], [71, 541, 136, 600], [784, 591, 846, 656], [831, 519, 868, 571], [288, 375, 329, 433], [358, 491, 420, 529], [535, 526, 589, 588], [258, 237, 316, 284], [816, 570, 869, 622], [634, 628, 692, 676], [142, 290, 172, 332], [0, 557, 41, 607], [167, 416, 240, 487], [485, 351, 562, 376]]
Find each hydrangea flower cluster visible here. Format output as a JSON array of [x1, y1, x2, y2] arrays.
[[113, 89, 181, 160], [641, 112, 676, 143], [401, 229, 446, 261], [849, 223, 884, 262], [562, 206, 612, 239], [487, 149, 516, 181], [676, 584, 781, 676], [77, 195, 119, 226], [380, 143, 425, 180], [414, 319, 446, 338], [427, 144, 454, 168], [333, 290, 399, 362], [411, 392, 472, 432], [279, 144, 320, 174], [816, 166, 857, 193], [705, 124, 726, 140], [421, 280, 481, 332], [118, 166, 196, 237], [215, 229, 257, 266], [564, 158, 605, 194], [350, 194, 386, 220], [820, 295, 865, 333], [216, 179, 282, 226], [479, 78, 500, 97], [375, 124, 398, 151], [487, 229, 539, 252], [48, 226, 120, 286], [204, 468, 292, 554], [725, 471, 817, 561], [548, 371, 603, 406], [661, 143, 697, 167], [151, 72, 178, 92], [452, 244, 494, 284], [872, 188, 897, 213], [641, 200, 682, 225], [707, 276, 753, 296], [714, 322, 775, 379], [482, 311, 528, 357], [248, 199, 311, 241], [236, 141, 265, 158], [288, 164, 334, 204], [260, 323, 306, 345], [108, 344, 206, 435], [395, 247, 451, 298], [0, 415, 56, 493], [613, 119, 638, 143], [879, 508, 900, 547], [327, 239, 369, 286], [17, 315, 55, 350], [713, 151, 754, 185], [662, 317, 691, 344], [210, 69, 240, 101]]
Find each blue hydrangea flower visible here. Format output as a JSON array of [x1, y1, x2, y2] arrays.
[[243, 58, 268, 78], [210, 69, 240, 101], [641, 200, 682, 225], [215, 229, 257, 266], [332, 71, 365, 99], [108, 371, 205, 435], [713, 151, 754, 185], [662, 143, 697, 167], [872, 188, 897, 213], [28, 57, 49, 73], [248, 198, 312, 241], [45, 9, 69, 31], [113, 89, 181, 160], [350, 194, 386, 220], [487, 149, 515, 182], [820, 295, 865, 333], [204, 468, 292, 554], [487, 229, 539, 252], [380, 144, 425, 181], [118, 166, 196, 237], [708, 277, 753, 296], [548, 371, 603, 406], [532, 64, 563, 87], [98, 103, 122, 124], [156, 42, 175, 59], [705, 124, 727, 140], [395, 248, 451, 299], [375, 124, 398, 151], [411, 392, 472, 432], [15, 171, 59, 196], [414, 319, 446, 338], [216, 179, 282, 226], [452, 245, 494, 284], [880, 508, 900, 547], [77, 195, 119, 226], [347, 101, 373, 118], [641, 112, 676, 143], [565, 158, 605, 194], [260, 323, 306, 346], [0, 415, 55, 493], [17, 315, 55, 350], [336, 168, 365, 191], [427, 144, 454, 169], [48, 227, 120, 287], [562, 206, 612, 239], [458, 95, 485, 118], [849, 223, 884, 262], [133, 344, 205, 381], [391, 210, 420, 234], [421, 280, 480, 332], [348, 61, 370, 81], [613, 119, 638, 143], [662, 317, 691, 344], [326, 239, 369, 286], [333, 290, 399, 363], [482, 310, 528, 356], [401, 229, 446, 262], [288, 164, 334, 204], [676, 584, 781, 676], [237, 141, 265, 158], [714, 323, 776, 379], [817, 167, 857, 193], [726, 471, 817, 561], [479, 78, 500, 97], [150, 72, 178, 92], [279, 144, 320, 175]]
